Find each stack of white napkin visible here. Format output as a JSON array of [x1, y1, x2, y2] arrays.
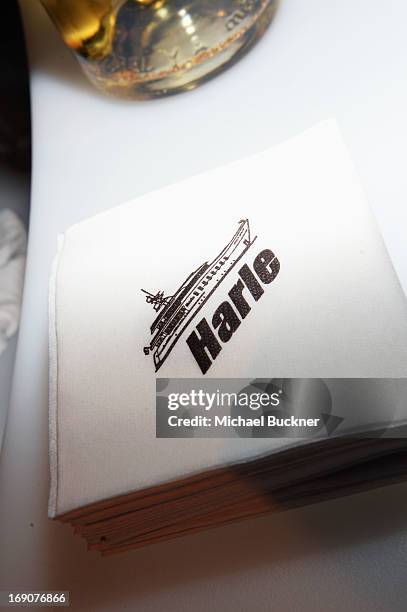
[[49, 122, 407, 523]]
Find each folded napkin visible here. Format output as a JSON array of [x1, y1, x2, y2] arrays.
[[49, 122, 407, 552], [0, 209, 26, 356]]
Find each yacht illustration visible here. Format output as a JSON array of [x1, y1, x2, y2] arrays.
[[142, 219, 256, 371]]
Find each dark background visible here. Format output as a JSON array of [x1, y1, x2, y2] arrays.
[[0, 0, 31, 175]]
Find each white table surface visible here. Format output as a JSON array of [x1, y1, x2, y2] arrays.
[[1, 1, 407, 610]]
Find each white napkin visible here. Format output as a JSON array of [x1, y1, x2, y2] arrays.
[[0, 209, 26, 356], [49, 121, 407, 517]]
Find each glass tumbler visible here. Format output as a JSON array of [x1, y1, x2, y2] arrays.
[[40, 0, 278, 100]]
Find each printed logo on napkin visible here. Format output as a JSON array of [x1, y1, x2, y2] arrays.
[[142, 219, 280, 374]]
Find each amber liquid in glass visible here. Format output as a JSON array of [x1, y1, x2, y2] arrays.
[[41, 0, 278, 99]]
